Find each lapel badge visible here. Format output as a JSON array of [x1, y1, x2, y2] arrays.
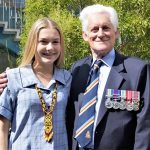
[[85, 131, 91, 139]]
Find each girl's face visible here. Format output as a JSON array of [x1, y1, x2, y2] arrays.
[[34, 27, 61, 67]]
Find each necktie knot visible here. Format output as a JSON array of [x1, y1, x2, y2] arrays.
[[87, 60, 102, 85], [93, 60, 102, 70]]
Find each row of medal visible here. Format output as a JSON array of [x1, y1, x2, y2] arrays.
[[105, 89, 140, 111]]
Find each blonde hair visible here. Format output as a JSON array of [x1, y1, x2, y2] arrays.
[[20, 17, 64, 68]]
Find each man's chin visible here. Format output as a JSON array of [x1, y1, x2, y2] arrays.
[[92, 49, 111, 59]]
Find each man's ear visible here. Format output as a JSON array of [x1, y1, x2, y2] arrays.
[[115, 28, 122, 45], [115, 28, 120, 40], [82, 32, 88, 42]]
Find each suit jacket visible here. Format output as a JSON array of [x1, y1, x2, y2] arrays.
[[66, 51, 150, 150]]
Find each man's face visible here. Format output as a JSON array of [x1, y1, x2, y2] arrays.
[[82, 13, 119, 59]]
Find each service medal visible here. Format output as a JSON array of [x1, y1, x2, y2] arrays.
[[126, 90, 133, 111], [132, 91, 140, 111], [113, 101, 120, 109], [133, 102, 140, 111], [119, 100, 126, 110], [105, 98, 113, 108], [119, 90, 126, 110], [112, 89, 120, 109], [126, 102, 133, 111], [105, 89, 113, 108]]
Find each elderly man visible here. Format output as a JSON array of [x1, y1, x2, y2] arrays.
[[66, 4, 150, 150]]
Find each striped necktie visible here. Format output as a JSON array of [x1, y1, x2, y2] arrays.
[[74, 60, 102, 148]]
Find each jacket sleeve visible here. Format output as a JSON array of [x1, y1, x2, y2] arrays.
[[134, 64, 150, 150]]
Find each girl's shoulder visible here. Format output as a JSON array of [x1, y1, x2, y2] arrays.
[[54, 67, 72, 84]]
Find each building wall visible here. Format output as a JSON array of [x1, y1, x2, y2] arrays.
[[0, 27, 19, 72], [0, 27, 20, 54], [0, 0, 24, 72], [0, 46, 17, 72]]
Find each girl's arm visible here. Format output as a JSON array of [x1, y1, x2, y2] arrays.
[[0, 116, 10, 150]]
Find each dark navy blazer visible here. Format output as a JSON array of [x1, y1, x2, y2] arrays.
[[66, 51, 150, 150]]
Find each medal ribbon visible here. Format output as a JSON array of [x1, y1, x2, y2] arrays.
[[127, 90, 132, 103], [107, 89, 112, 97], [35, 83, 57, 142]]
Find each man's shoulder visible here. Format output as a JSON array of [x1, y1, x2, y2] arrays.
[[115, 51, 148, 68], [72, 56, 92, 67], [124, 56, 148, 69], [70, 56, 92, 75], [117, 55, 149, 77]]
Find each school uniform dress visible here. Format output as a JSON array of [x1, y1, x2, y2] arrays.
[[0, 64, 72, 150], [67, 49, 150, 150]]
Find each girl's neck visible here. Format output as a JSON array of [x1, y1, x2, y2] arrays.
[[32, 62, 54, 86]]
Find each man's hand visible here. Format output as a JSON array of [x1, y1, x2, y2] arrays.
[[0, 72, 8, 94]]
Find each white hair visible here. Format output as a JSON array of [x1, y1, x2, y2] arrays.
[[79, 4, 119, 32]]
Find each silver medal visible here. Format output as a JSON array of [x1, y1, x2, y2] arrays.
[[105, 98, 113, 109], [126, 102, 133, 111]]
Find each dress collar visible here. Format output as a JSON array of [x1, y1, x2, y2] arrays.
[[19, 64, 68, 88]]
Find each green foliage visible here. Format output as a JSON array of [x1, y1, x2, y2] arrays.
[[18, 0, 150, 68], [18, 0, 91, 68], [48, 7, 89, 69]]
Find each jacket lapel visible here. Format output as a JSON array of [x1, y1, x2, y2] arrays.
[[75, 56, 92, 94], [96, 52, 126, 126]]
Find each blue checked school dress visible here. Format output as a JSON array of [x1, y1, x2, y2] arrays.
[[0, 64, 72, 150]]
